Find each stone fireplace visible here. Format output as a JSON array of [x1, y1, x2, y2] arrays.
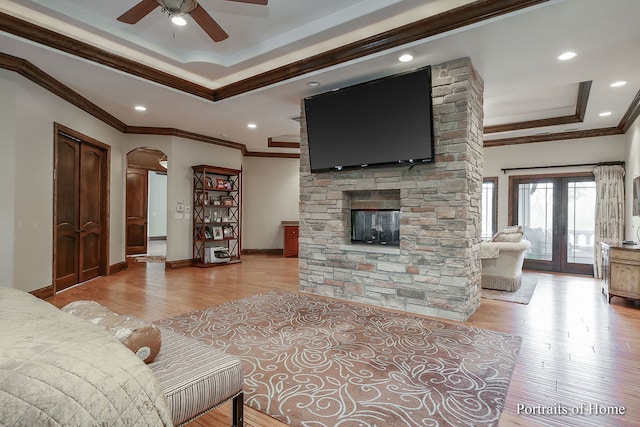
[[298, 58, 484, 321]]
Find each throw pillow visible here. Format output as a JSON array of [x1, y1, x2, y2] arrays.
[[491, 225, 523, 242], [61, 300, 161, 363]]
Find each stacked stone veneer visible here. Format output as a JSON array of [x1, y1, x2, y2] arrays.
[[298, 58, 484, 321]]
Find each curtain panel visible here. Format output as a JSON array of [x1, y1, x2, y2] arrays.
[[593, 164, 625, 278]]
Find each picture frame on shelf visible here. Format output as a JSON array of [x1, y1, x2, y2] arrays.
[[215, 178, 226, 190], [212, 226, 223, 240], [222, 197, 233, 206], [223, 225, 233, 238], [205, 177, 213, 188]]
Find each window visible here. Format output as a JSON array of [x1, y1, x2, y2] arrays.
[[481, 178, 498, 240]]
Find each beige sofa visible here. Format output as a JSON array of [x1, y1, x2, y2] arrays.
[[480, 226, 531, 292], [0, 288, 244, 427]]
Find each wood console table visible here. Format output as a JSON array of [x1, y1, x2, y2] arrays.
[[601, 242, 640, 303]]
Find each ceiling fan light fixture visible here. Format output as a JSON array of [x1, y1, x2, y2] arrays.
[[171, 14, 187, 26]]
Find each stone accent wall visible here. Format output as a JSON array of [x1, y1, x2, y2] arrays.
[[298, 58, 484, 321]]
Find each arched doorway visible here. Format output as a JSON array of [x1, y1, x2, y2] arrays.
[[126, 148, 167, 257]]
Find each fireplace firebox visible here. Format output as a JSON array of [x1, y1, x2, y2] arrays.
[[351, 209, 400, 246]]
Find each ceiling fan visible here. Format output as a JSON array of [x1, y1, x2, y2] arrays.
[[117, 0, 268, 42]]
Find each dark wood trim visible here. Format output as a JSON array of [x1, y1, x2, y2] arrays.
[[108, 261, 128, 275], [268, 137, 300, 149], [484, 127, 622, 147], [574, 80, 591, 120], [214, 0, 550, 100], [0, 52, 127, 132], [0, 12, 214, 101], [165, 259, 194, 269], [619, 90, 640, 133], [484, 81, 592, 134], [242, 249, 284, 255], [30, 285, 54, 300], [244, 151, 300, 159], [124, 126, 248, 152]]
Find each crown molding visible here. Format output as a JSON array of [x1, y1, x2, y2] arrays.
[[245, 151, 300, 159], [0, 52, 127, 132], [268, 137, 300, 149], [0, 1, 550, 102]]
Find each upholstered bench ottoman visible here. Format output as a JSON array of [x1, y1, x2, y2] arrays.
[[149, 328, 244, 427]]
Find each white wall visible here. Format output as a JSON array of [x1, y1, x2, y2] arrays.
[[121, 135, 242, 262], [0, 71, 17, 288], [148, 171, 167, 238], [242, 157, 300, 250], [2, 70, 245, 292], [3, 71, 126, 292], [483, 134, 628, 230], [625, 117, 640, 242]]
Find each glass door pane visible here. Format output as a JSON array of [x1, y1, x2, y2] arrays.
[[518, 182, 554, 262], [566, 180, 596, 265]]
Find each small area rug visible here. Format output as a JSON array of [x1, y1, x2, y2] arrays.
[[156, 291, 522, 427], [133, 255, 166, 263], [481, 276, 538, 304]]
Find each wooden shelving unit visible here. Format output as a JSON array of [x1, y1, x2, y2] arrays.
[[192, 165, 241, 267]]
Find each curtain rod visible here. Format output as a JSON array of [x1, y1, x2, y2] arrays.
[[501, 161, 624, 174]]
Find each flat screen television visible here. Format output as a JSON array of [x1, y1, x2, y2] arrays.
[[304, 65, 434, 173]]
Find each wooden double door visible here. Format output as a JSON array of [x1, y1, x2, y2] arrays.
[[53, 126, 109, 292]]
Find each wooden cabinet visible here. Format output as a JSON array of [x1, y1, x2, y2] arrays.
[[192, 165, 241, 267], [282, 221, 299, 258], [601, 243, 640, 302]]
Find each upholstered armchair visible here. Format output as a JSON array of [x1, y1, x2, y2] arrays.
[[480, 226, 531, 291]]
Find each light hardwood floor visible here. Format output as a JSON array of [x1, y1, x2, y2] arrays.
[[47, 255, 640, 427]]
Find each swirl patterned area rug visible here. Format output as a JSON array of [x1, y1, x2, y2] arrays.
[[155, 291, 522, 427]]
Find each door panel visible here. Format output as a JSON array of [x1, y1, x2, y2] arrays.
[[126, 168, 148, 255], [79, 144, 104, 282], [54, 135, 80, 290]]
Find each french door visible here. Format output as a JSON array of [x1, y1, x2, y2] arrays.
[[510, 174, 595, 275], [53, 125, 109, 292]]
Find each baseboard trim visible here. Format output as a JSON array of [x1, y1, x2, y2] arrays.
[[108, 261, 128, 275], [242, 249, 284, 255], [165, 259, 193, 269], [30, 285, 54, 300]]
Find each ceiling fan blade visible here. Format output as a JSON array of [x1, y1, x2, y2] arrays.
[[191, 5, 229, 42], [117, 0, 159, 24], [226, 0, 268, 5]]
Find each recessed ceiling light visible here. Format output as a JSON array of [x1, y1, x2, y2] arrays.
[[558, 51, 577, 60], [398, 54, 413, 63], [134, 105, 146, 111], [599, 111, 612, 117], [307, 81, 320, 87], [610, 81, 627, 87], [171, 15, 187, 26], [247, 123, 257, 129]]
